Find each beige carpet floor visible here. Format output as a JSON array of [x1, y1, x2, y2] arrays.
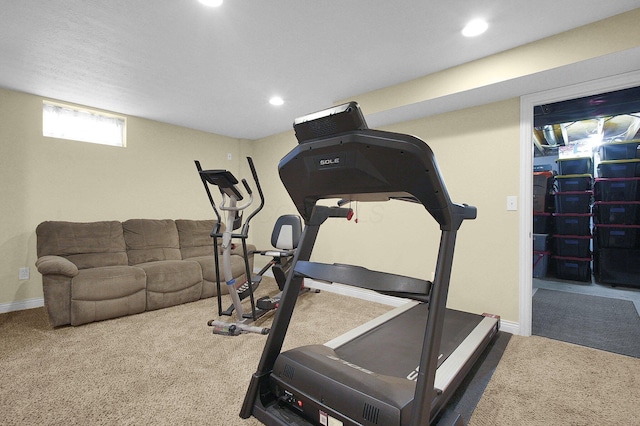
[[2, 279, 639, 425], [0, 280, 391, 426], [469, 335, 640, 426]]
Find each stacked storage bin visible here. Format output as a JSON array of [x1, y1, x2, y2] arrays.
[[553, 157, 593, 281], [593, 141, 640, 288], [533, 171, 555, 278], [533, 233, 550, 278]]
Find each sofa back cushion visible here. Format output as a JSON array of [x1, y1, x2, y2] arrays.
[[123, 219, 181, 265], [175, 219, 221, 259], [36, 221, 128, 269]]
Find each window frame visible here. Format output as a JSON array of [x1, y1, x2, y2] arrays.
[[42, 100, 127, 147]]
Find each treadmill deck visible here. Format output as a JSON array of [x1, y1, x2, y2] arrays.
[[269, 302, 499, 425], [335, 304, 482, 379]]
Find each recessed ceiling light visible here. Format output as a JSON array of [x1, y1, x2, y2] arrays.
[[462, 19, 488, 37], [269, 96, 284, 106], [199, 0, 223, 7]]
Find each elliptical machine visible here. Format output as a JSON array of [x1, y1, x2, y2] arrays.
[[195, 157, 270, 336]]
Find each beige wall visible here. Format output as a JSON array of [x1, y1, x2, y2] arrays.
[[0, 88, 247, 307], [346, 8, 640, 115], [393, 100, 521, 319], [250, 99, 520, 322], [3, 8, 639, 326]]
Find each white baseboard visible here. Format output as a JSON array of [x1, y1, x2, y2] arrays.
[[497, 319, 519, 335], [261, 271, 524, 334], [0, 297, 44, 314], [255, 269, 407, 306], [5, 273, 522, 335], [304, 278, 522, 334], [303, 279, 408, 307]]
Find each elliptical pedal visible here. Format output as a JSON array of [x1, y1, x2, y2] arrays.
[[237, 276, 262, 299], [222, 276, 263, 316]]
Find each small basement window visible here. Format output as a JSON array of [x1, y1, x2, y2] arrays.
[[43, 101, 126, 147]]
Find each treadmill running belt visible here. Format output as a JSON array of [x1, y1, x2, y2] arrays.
[[334, 304, 483, 380]]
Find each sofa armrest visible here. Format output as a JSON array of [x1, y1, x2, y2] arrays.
[[36, 255, 79, 277]]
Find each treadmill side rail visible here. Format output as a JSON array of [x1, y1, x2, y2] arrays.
[[324, 301, 419, 349], [434, 316, 499, 392]]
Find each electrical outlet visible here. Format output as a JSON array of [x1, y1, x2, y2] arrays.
[[227, 153, 232, 160], [19, 267, 30, 280]]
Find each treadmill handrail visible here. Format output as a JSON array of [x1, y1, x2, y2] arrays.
[[294, 261, 431, 296]]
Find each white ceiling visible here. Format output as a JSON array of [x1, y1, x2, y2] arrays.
[[2, 1, 640, 139]]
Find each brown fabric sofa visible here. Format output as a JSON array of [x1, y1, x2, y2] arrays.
[[35, 219, 254, 327]]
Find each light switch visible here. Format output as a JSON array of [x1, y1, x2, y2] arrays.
[[506, 196, 518, 211]]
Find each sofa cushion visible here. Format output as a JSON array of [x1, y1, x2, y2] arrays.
[[70, 265, 147, 326], [191, 254, 248, 284], [175, 219, 220, 259], [71, 266, 146, 300], [193, 254, 249, 298], [138, 260, 203, 310], [123, 219, 181, 265], [36, 221, 128, 269]]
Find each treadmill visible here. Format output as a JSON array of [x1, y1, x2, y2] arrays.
[[240, 102, 499, 426]]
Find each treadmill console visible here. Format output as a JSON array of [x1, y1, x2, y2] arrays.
[[294, 101, 368, 144]]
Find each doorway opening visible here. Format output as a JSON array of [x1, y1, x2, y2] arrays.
[[531, 86, 640, 356], [519, 70, 640, 340]]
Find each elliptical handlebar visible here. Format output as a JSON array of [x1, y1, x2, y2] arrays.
[[241, 157, 265, 235], [195, 160, 222, 233], [220, 190, 254, 212], [242, 178, 252, 195]]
